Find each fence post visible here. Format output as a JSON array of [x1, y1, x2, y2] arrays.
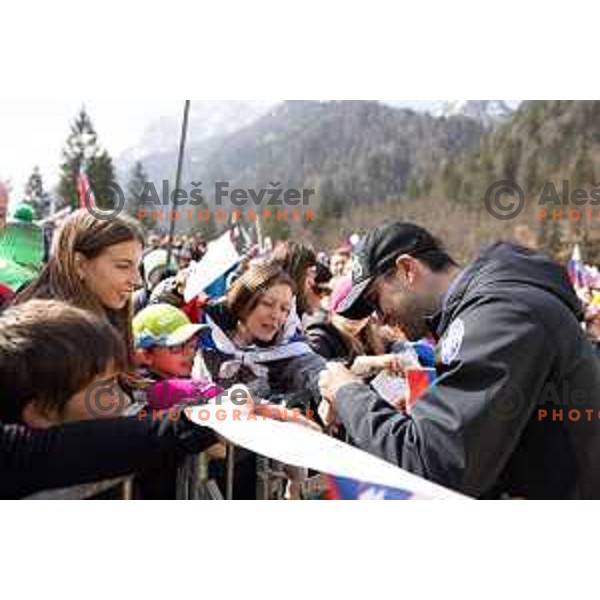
[[226, 445, 235, 500]]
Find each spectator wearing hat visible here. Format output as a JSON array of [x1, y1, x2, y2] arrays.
[[132, 303, 225, 498], [319, 220, 600, 499], [133, 248, 176, 314], [132, 303, 222, 411], [306, 276, 385, 362], [0, 202, 44, 301]]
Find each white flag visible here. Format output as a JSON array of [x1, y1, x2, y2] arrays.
[[184, 231, 241, 302]]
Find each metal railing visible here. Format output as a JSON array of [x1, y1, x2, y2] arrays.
[[25, 445, 327, 500], [27, 477, 134, 500]]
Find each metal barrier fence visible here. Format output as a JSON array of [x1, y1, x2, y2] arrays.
[[176, 450, 224, 500], [27, 477, 134, 500], [26, 444, 327, 500]]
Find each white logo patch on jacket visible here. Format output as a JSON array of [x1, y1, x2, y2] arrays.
[[440, 318, 465, 365], [352, 256, 365, 281]]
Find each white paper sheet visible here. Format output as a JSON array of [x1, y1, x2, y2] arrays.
[[188, 403, 467, 500]]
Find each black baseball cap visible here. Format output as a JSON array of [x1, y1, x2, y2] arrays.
[[336, 221, 443, 320]]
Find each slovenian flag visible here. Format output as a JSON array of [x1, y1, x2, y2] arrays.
[[568, 244, 587, 295]]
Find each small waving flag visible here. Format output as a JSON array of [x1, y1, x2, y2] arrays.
[[568, 244, 584, 289], [77, 169, 96, 210]]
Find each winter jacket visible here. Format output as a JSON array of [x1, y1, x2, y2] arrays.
[[200, 301, 326, 411], [335, 242, 600, 499]]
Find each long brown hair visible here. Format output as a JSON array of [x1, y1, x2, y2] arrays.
[[271, 241, 316, 315], [225, 261, 296, 329], [17, 209, 144, 361]]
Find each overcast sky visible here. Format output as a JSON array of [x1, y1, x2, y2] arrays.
[[0, 100, 183, 199], [0, 99, 455, 205]]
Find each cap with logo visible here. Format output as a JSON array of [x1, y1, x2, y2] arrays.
[[336, 221, 443, 320], [133, 303, 209, 350]]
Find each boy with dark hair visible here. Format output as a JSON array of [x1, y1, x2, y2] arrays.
[[0, 299, 225, 498], [0, 300, 129, 427]]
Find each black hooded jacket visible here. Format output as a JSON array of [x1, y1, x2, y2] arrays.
[[335, 242, 600, 499]]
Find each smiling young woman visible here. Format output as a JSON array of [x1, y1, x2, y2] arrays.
[[16, 209, 145, 364]]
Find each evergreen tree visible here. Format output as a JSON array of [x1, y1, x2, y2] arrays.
[[572, 142, 595, 186], [24, 166, 52, 219], [547, 218, 563, 258], [263, 214, 291, 242], [314, 180, 345, 239], [91, 150, 117, 210], [126, 161, 155, 232], [442, 162, 462, 203], [538, 218, 564, 258], [537, 215, 563, 258], [501, 138, 522, 181], [58, 108, 116, 210]]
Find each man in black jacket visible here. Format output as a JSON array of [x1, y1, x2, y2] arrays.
[[319, 221, 600, 499]]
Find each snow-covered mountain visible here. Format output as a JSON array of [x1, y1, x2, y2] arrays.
[[119, 100, 518, 171], [116, 99, 518, 184], [118, 100, 274, 172], [435, 100, 518, 127]]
